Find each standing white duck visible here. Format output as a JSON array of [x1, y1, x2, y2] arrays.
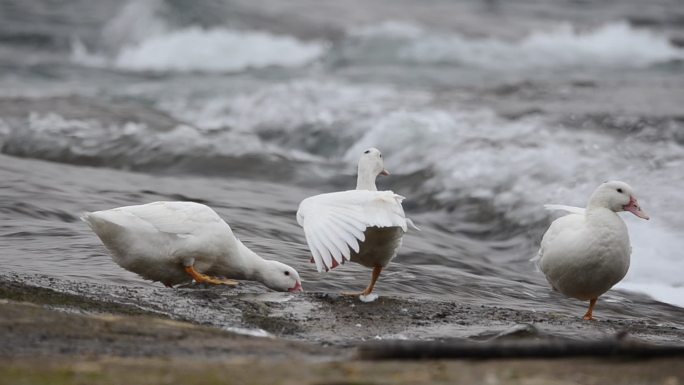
[[83, 201, 303, 292], [534, 181, 649, 320], [296, 148, 416, 298]]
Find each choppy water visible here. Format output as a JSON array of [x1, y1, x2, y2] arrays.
[[1, 0, 683, 328]]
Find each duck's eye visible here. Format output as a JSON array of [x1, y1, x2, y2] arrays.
[[364, 150, 370, 154], [617, 188, 623, 193], [379, 154, 382, 158], [284, 271, 290, 276]]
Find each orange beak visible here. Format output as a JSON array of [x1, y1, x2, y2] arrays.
[[379, 169, 390, 176]]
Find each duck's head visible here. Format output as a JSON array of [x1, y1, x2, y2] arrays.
[[261, 260, 303, 292], [589, 181, 649, 220], [358, 147, 389, 178], [357, 148, 389, 190]]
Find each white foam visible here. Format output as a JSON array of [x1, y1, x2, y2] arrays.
[[348, 108, 684, 222], [6, 112, 269, 161], [71, 0, 326, 72], [116, 28, 326, 72], [73, 27, 327, 73], [615, 221, 684, 307], [353, 21, 684, 68], [350, 21, 425, 39], [617, 282, 684, 308], [157, 80, 429, 135]]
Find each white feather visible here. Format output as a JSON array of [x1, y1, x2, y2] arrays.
[[531, 204, 586, 268], [534, 181, 643, 303], [297, 190, 412, 273], [82, 201, 302, 291], [543, 204, 586, 215]]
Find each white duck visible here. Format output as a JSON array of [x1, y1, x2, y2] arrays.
[[534, 181, 649, 320], [83, 201, 303, 292], [296, 148, 416, 297]]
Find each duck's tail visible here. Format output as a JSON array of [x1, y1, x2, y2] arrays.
[[406, 218, 420, 231], [80, 211, 95, 227], [80, 210, 121, 236], [529, 249, 543, 272]]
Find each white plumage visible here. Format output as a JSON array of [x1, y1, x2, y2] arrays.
[[296, 147, 416, 297], [83, 201, 302, 292], [534, 181, 649, 320], [297, 190, 412, 273], [541, 204, 586, 215]]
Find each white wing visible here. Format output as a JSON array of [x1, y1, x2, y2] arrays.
[[296, 190, 414, 273], [83, 201, 229, 238], [543, 204, 586, 215], [532, 204, 586, 269]]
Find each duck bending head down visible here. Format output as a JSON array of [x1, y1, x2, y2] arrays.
[[535, 181, 649, 320], [82, 201, 303, 292], [297, 147, 416, 299]]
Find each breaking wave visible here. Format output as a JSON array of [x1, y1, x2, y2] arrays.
[[70, 0, 326, 73], [72, 28, 326, 73], [343, 21, 684, 69], [0, 112, 307, 178]]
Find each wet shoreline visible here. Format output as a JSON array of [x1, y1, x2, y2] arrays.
[[2, 273, 684, 384], [3, 273, 683, 349]]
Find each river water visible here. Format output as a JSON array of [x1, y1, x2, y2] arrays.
[[1, 0, 683, 330]]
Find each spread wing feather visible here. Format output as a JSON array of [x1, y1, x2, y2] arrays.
[[296, 190, 414, 272]]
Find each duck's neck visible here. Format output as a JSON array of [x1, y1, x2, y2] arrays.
[[356, 169, 377, 191], [585, 206, 622, 228], [221, 239, 268, 282]]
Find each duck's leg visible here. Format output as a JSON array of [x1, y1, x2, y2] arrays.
[[184, 265, 239, 286], [582, 298, 598, 320], [342, 265, 382, 296], [363, 265, 382, 295]]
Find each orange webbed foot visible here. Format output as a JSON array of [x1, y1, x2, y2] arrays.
[[184, 265, 239, 286]]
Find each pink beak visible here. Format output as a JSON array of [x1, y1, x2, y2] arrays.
[[379, 169, 390, 176], [623, 196, 649, 220], [288, 281, 303, 293]]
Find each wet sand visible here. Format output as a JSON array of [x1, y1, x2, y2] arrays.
[[2, 274, 684, 384]]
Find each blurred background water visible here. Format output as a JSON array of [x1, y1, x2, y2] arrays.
[[0, 0, 683, 320]]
